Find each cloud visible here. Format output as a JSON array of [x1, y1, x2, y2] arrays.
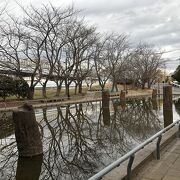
[[7, 0, 180, 70], [77, 0, 180, 61], [75, 0, 162, 15]]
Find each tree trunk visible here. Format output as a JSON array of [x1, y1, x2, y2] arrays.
[[28, 86, 35, 100], [147, 80, 151, 89], [90, 83, 93, 91], [111, 79, 118, 92], [42, 82, 47, 98], [74, 83, 78, 95], [142, 82, 145, 89], [55, 82, 62, 97], [65, 82, 70, 99], [114, 81, 118, 92], [87, 83, 90, 90], [101, 84, 105, 91], [115, 82, 118, 92], [55, 86, 61, 97], [78, 82, 82, 94], [67, 87, 70, 99]]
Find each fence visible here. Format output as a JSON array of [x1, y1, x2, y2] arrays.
[[88, 119, 180, 180]]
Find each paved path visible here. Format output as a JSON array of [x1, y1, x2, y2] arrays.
[[134, 138, 180, 180]]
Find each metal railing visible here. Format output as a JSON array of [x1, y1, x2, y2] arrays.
[[88, 119, 180, 180]]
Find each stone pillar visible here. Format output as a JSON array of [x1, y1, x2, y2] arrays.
[[163, 86, 173, 127], [102, 90, 110, 126], [13, 103, 43, 157]]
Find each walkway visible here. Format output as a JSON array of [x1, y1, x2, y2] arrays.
[[101, 126, 179, 180], [134, 138, 180, 180]]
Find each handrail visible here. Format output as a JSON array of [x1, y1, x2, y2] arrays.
[[88, 119, 180, 180]]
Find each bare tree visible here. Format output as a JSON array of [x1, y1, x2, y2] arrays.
[[0, 16, 25, 78], [53, 49, 65, 97], [63, 19, 97, 98], [0, 2, 165, 100], [105, 33, 129, 92], [22, 5, 76, 98], [93, 36, 111, 91], [130, 43, 163, 89]]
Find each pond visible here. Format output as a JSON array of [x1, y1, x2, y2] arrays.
[[0, 97, 180, 180]]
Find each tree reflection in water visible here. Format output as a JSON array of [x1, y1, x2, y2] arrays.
[[0, 98, 162, 179], [16, 155, 43, 180]]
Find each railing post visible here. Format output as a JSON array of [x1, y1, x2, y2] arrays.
[[127, 154, 135, 180], [156, 135, 162, 160]]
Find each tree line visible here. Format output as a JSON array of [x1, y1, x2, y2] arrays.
[[0, 4, 164, 100]]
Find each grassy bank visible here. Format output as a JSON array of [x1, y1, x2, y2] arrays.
[[0, 84, 151, 102]]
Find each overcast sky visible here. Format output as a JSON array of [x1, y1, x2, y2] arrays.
[[6, 0, 180, 72]]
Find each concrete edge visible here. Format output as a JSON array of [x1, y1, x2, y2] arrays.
[[0, 94, 152, 113], [103, 126, 178, 180]]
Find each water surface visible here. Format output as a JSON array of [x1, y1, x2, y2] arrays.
[[0, 98, 180, 180]]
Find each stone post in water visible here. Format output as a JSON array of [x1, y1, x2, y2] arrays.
[[102, 90, 110, 126], [163, 85, 173, 127], [13, 103, 43, 157]]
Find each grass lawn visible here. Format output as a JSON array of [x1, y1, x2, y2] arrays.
[[0, 84, 151, 102]]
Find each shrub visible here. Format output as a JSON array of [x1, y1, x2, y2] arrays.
[[14, 78, 29, 99], [0, 75, 15, 101]]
